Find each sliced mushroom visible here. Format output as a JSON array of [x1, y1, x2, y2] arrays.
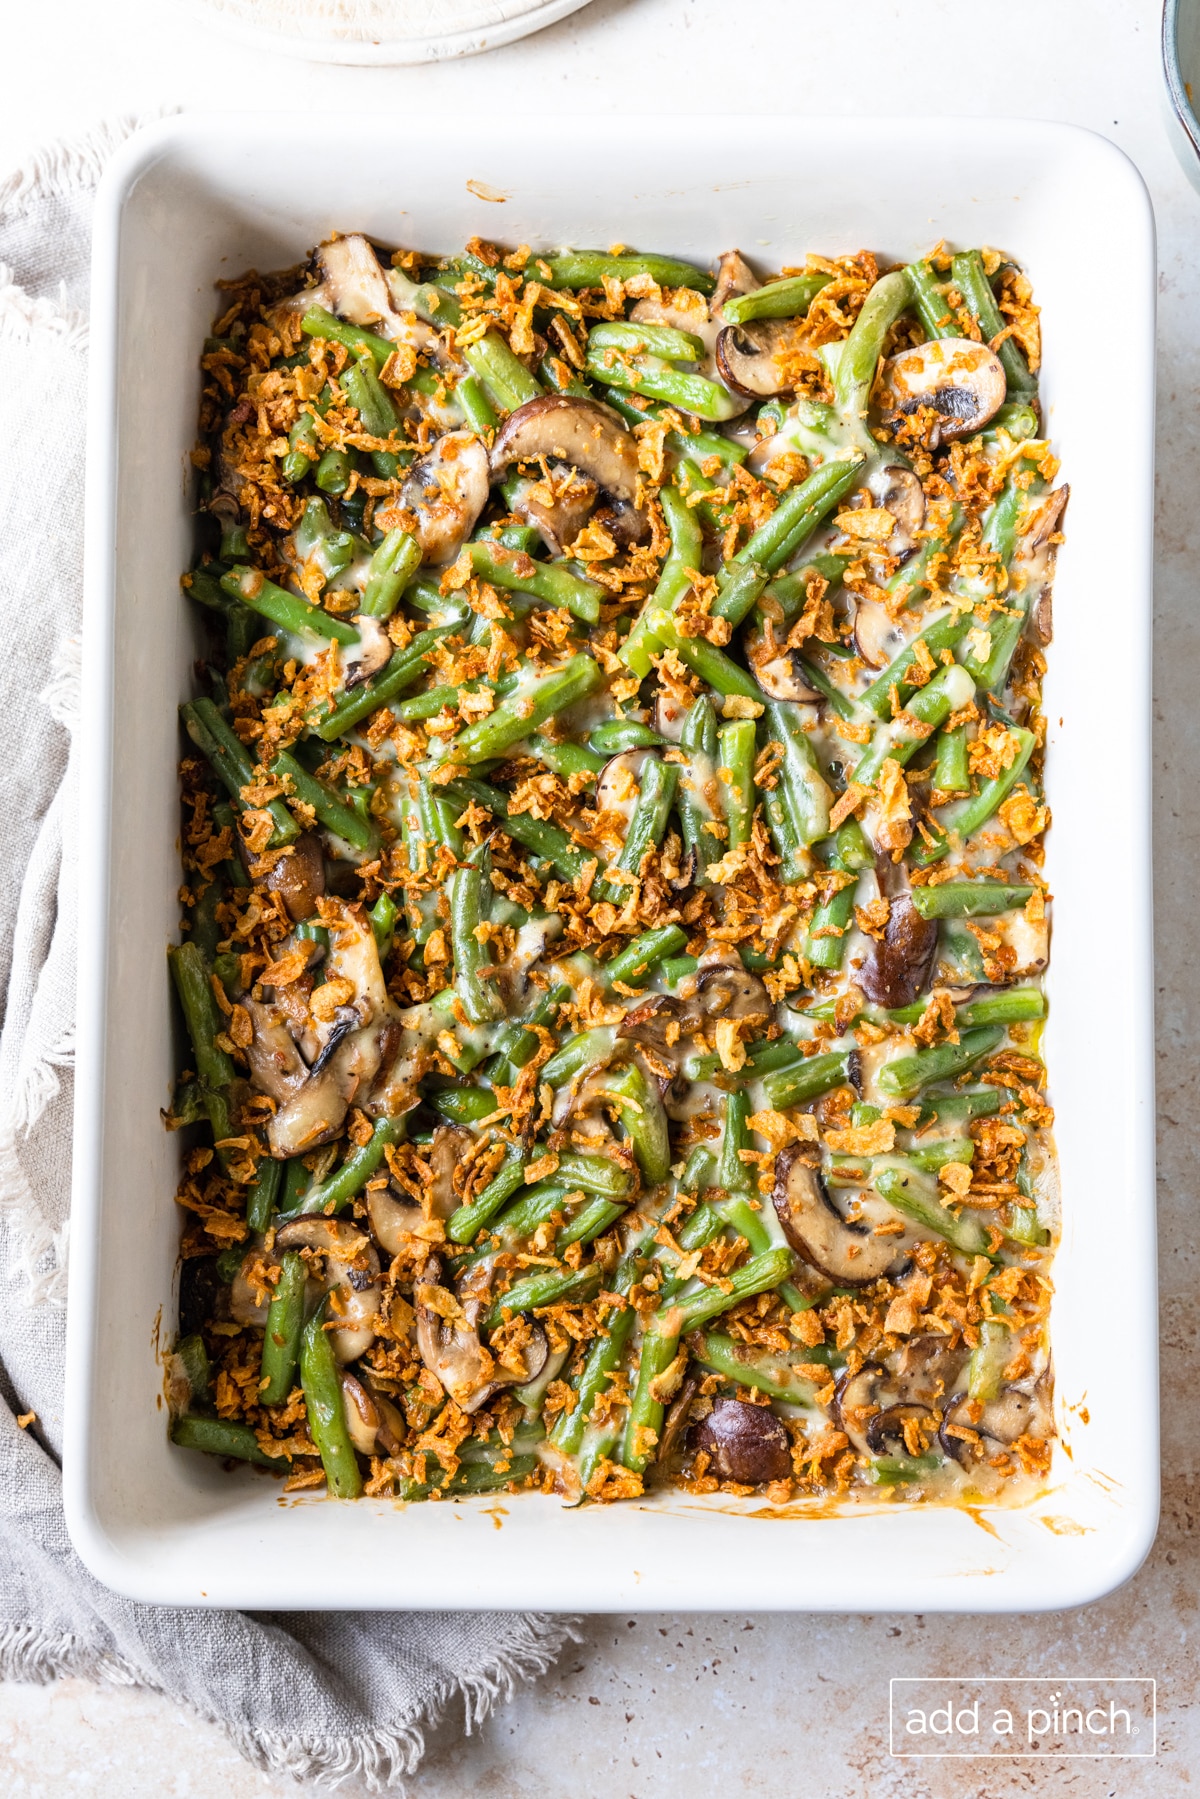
[[653, 691, 689, 742], [243, 999, 311, 1105], [894, 1334, 966, 1407], [693, 957, 769, 1022], [264, 833, 326, 924], [868, 464, 926, 558], [274, 1215, 382, 1363], [316, 233, 441, 358], [340, 1371, 406, 1456], [628, 294, 724, 388], [711, 250, 760, 317], [858, 893, 939, 1009], [382, 431, 490, 566], [1012, 485, 1069, 647], [651, 1370, 702, 1483], [343, 615, 393, 690], [414, 1254, 546, 1414], [883, 339, 1006, 445], [773, 1147, 902, 1288], [617, 994, 695, 1074], [690, 1395, 792, 1485], [594, 748, 651, 846], [506, 470, 598, 557], [852, 600, 909, 670], [716, 319, 811, 400], [366, 1185, 424, 1255], [491, 394, 643, 506], [744, 627, 821, 702], [940, 1371, 1054, 1463], [430, 1124, 473, 1220], [229, 1249, 278, 1328], [865, 1401, 938, 1456], [269, 1026, 385, 1158]]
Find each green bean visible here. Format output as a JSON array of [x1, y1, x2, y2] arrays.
[[442, 777, 622, 904], [171, 1413, 289, 1471], [877, 1025, 1005, 1098], [282, 390, 330, 483], [340, 356, 403, 478], [905, 258, 964, 340], [913, 724, 1035, 866], [589, 720, 665, 754], [601, 1060, 672, 1184], [763, 1049, 858, 1112], [662, 954, 699, 987], [617, 755, 680, 875], [621, 484, 704, 677], [733, 454, 866, 575], [684, 1036, 804, 1084], [181, 698, 299, 847], [463, 333, 542, 413], [858, 612, 973, 719], [258, 1251, 307, 1406], [763, 699, 834, 847], [557, 1195, 628, 1251], [759, 552, 852, 626], [622, 1247, 793, 1473], [370, 892, 397, 961], [523, 733, 606, 781], [466, 540, 604, 625], [934, 723, 971, 794], [270, 752, 377, 854], [589, 320, 706, 361], [541, 249, 715, 294], [488, 982, 571, 1088], [968, 1317, 1011, 1402], [360, 530, 422, 619], [828, 1137, 974, 1185], [175, 1333, 212, 1407], [456, 372, 499, 434], [482, 1264, 601, 1332], [721, 271, 833, 326], [873, 1164, 992, 1257], [806, 821, 869, 971], [832, 268, 914, 420], [299, 1302, 363, 1497], [391, 684, 459, 723], [489, 1181, 573, 1243], [869, 1453, 941, 1486], [219, 565, 359, 647], [554, 1153, 634, 1199], [446, 1152, 529, 1244], [438, 654, 601, 766], [286, 1116, 408, 1218], [167, 942, 235, 1144], [602, 924, 688, 990], [449, 843, 505, 1024], [951, 250, 1037, 398], [585, 345, 741, 422], [551, 1223, 654, 1456], [915, 1087, 1003, 1130], [691, 1333, 817, 1402], [301, 305, 392, 373], [677, 694, 723, 882], [711, 562, 770, 629], [246, 1156, 283, 1234], [909, 881, 1035, 920], [717, 719, 757, 849], [646, 610, 766, 702], [854, 662, 977, 787]]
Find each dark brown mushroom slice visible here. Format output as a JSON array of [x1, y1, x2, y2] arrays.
[[865, 1402, 938, 1456], [773, 1147, 903, 1288], [616, 994, 700, 1075], [940, 1373, 1053, 1463], [870, 464, 926, 556], [490, 393, 643, 506], [651, 1370, 702, 1483], [1013, 484, 1069, 648], [716, 319, 808, 399], [242, 999, 311, 1104], [694, 960, 770, 1022], [340, 1371, 407, 1456], [594, 496, 651, 547], [832, 1364, 887, 1457], [267, 1022, 383, 1158], [893, 1334, 966, 1407], [883, 339, 1006, 445], [858, 893, 939, 1009], [264, 832, 326, 923], [690, 1395, 792, 1485]]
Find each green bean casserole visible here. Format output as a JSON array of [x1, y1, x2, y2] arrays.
[[167, 233, 1062, 1508]]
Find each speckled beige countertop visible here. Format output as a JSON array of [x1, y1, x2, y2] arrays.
[[1, 0, 1195, 1791]]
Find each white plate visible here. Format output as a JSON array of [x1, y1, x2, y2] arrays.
[[67, 113, 1158, 1612], [174, 0, 594, 68]]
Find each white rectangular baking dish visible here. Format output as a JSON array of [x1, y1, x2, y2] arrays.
[[66, 112, 1158, 1611]]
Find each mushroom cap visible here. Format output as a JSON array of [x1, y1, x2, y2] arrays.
[[317, 233, 440, 357], [491, 394, 642, 506], [773, 1147, 903, 1288], [865, 1401, 938, 1456], [343, 615, 393, 690], [430, 1124, 473, 1221], [711, 250, 760, 317], [869, 464, 926, 557], [391, 431, 490, 566], [243, 998, 311, 1106], [366, 1185, 424, 1255], [594, 748, 652, 846], [883, 339, 1007, 444], [229, 1250, 277, 1328], [264, 833, 326, 924], [274, 1215, 382, 1363], [693, 959, 770, 1023], [715, 320, 808, 399], [852, 600, 909, 670], [506, 470, 598, 558], [858, 892, 939, 1009], [690, 1396, 792, 1485]]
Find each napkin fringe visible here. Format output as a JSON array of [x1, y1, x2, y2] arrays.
[[0, 114, 155, 224], [0, 1622, 148, 1688], [228, 1611, 580, 1792]]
